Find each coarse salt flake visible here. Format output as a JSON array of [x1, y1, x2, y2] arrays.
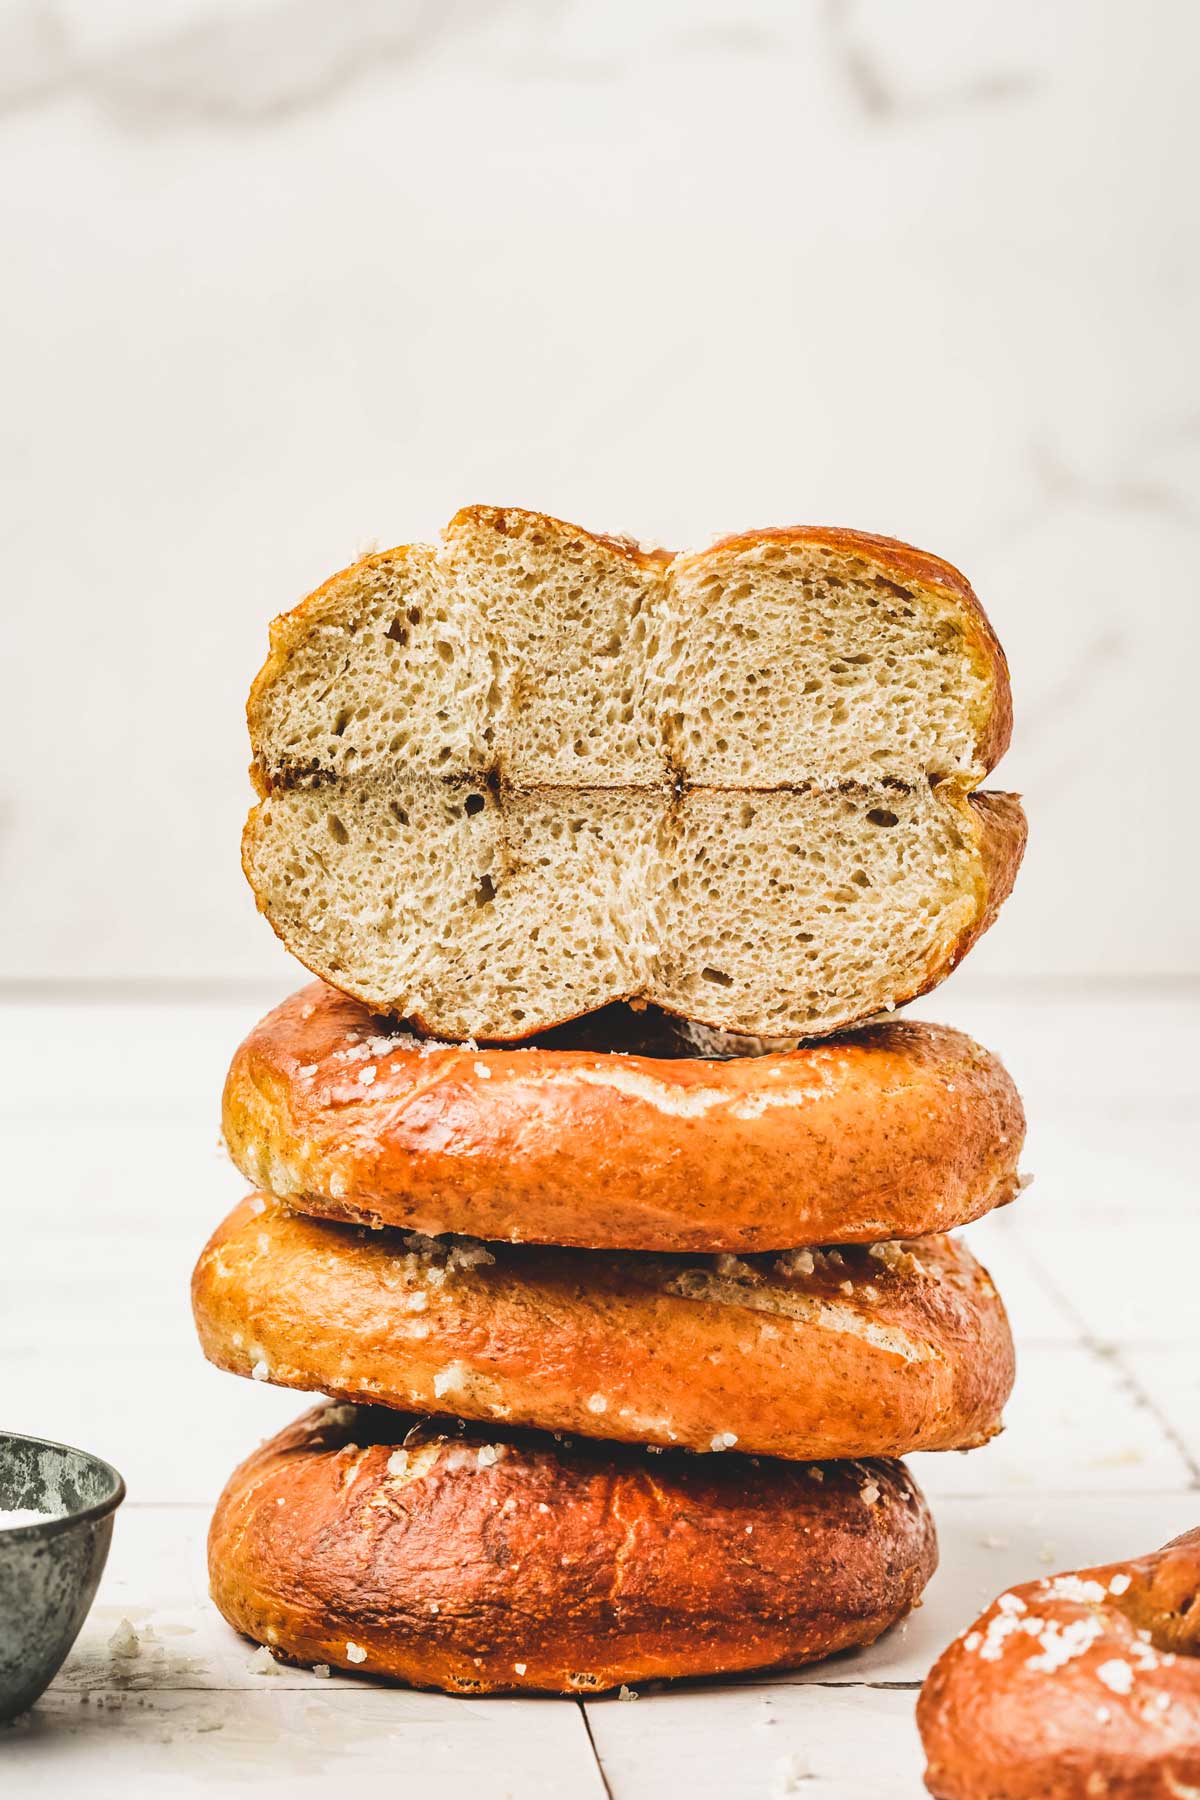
[[1097, 1660, 1133, 1696], [586, 1394, 608, 1414], [1044, 1575, 1107, 1605], [859, 1483, 881, 1506], [317, 1403, 357, 1428], [1109, 1572, 1132, 1595], [345, 1643, 368, 1664], [710, 1431, 738, 1452], [251, 1360, 270, 1382], [109, 1619, 141, 1659], [513, 1662, 527, 1675]]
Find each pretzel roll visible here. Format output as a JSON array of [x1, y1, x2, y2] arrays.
[[918, 1530, 1200, 1798], [222, 984, 1025, 1252], [209, 1403, 937, 1693], [192, 1199, 1014, 1460]]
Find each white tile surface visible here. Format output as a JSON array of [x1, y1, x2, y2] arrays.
[[2, 992, 1196, 1795]]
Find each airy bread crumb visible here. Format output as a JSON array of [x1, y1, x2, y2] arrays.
[[244, 508, 1020, 1040]]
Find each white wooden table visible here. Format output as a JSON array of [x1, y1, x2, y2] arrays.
[[2, 987, 1197, 1797]]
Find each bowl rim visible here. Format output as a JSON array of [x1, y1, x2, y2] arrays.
[[0, 1429, 126, 1540]]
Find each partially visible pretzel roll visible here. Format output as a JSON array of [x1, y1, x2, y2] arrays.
[[222, 984, 1026, 1252], [210, 1404, 937, 1693], [918, 1530, 1200, 1798], [191, 1198, 1014, 1460]]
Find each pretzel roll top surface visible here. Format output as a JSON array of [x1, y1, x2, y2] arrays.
[[210, 1404, 937, 1693], [918, 1529, 1200, 1799], [223, 984, 1025, 1252], [192, 1198, 1014, 1461]]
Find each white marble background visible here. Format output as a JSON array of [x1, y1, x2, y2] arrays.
[[2, 0, 1198, 984]]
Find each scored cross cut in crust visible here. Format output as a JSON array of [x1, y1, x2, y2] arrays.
[[243, 506, 1024, 1040]]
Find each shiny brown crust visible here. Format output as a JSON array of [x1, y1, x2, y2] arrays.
[[192, 1199, 1015, 1460], [210, 1404, 938, 1693], [918, 1530, 1200, 1799], [222, 983, 1026, 1252]]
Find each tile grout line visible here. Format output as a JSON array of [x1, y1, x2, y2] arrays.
[[577, 1699, 615, 1800], [1008, 1227, 1200, 1489], [45, 1676, 924, 1701]]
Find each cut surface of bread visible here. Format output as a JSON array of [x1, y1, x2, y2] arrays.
[[245, 507, 1021, 1038]]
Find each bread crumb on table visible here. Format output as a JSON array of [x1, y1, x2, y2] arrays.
[[108, 1619, 141, 1659]]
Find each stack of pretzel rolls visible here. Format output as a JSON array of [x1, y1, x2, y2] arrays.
[[194, 507, 1028, 1693]]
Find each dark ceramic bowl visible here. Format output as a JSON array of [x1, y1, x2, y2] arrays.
[[0, 1431, 125, 1721]]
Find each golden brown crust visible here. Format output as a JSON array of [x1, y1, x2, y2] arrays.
[[192, 1199, 1015, 1460], [965, 790, 1029, 953], [223, 984, 1025, 1252], [918, 1530, 1200, 1799], [688, 525, 1013, 774], [209, 1405, 937, 1694]]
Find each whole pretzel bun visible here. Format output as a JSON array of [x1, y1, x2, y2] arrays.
[[222, 984, 1025, 1253], [209, 1403, 937, 1693], [191, 1198, 1014, 1460], [918, 1530, 1200, 1798]]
